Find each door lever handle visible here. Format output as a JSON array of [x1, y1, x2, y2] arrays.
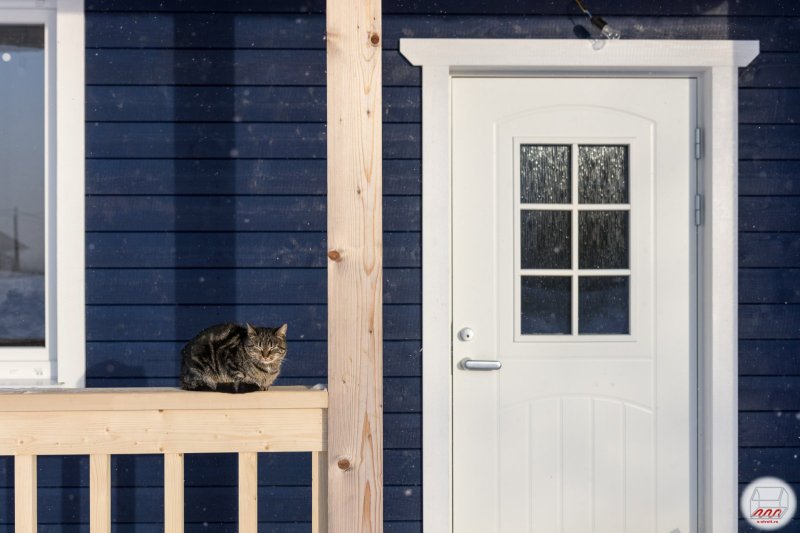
[[459, 359, 502, 371]]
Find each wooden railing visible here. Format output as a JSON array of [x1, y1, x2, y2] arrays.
[[0, 386, 328, 532]]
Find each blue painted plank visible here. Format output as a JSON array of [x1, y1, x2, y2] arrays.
[[740, 341, 800, 376], [86, 123, 327, 159], [86, 232, 421, 268], [385, 413, 420, 449], [86, 49, 325, 85], [85, 304, 420, 341], [739, 162, 800, 196], [740, 234, 800, 268], [87, 85, 327, 122], [740, 377, 800, 410], [740, 305, 800, 340], [86, 159, 420, 196], [739, 305, 800, 339], [740, 89, 800, 124], [86, 122, 419, 159], [86, 14, 800, 52], [86, 268, 420, 304], [740, 54, 800, 89], [740, 448, 800, 482], [86, 13, 325, 49], [86, 339, 421, 378], [86, 49, 419, 86], [740, 412, 800, 446], [740, 197, 800, 232], [740, 269, 800, 304], [86, 86, 418, 123], [740, 125, 800, 160], [83, 0, 798, 16], [85, 196, 420, 232]]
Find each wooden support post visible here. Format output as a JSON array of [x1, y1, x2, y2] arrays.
[[238, 452, 258, 533], [14, 455, 37, 533], [164, 453, 184, 532], [312, 451, 329, 533], [89, 454, 111, 533], [326, 0, 384, 530]]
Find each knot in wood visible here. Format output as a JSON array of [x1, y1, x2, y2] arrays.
[[369, 32, 381, 46], [336, 457, 352, 471], [327, 249, 342, 262]]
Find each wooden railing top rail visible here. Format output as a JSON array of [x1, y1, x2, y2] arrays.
[[0, 386, 328, 456], [0, 385, 328, 411]]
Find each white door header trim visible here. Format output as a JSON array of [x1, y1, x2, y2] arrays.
[[402, 38, 759, 533], [400, 38, 758, 68]]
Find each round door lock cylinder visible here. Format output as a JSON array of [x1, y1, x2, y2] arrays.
[[458, 327, 475, 342]]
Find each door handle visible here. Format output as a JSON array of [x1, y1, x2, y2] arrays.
[[459, 359, 502, 371]]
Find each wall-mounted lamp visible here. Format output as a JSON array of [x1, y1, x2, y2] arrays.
[[574, 0, 621, 40]]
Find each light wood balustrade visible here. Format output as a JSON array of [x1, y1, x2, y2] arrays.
[[0, 386, 328, 532]]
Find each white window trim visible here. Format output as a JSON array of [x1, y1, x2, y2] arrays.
[[0, 0, 84, 387], [399, 38, 759, 533]]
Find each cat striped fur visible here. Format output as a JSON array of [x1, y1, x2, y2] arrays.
[[180, 322, 288, 393]]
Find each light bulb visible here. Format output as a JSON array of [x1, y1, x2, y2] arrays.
[[601, 23, 621, 40]]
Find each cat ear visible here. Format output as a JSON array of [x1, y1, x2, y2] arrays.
[[275, 323, 288, 337], [246, 323, 257, 336]]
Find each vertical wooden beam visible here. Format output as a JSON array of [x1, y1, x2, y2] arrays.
[[89, 454, 111, 533], [326, 0, 384, 530], [238, 452, 258, 533], [164, 453, 184, 533], [14, 455, 37, 533], [312, 451, 329, 533]]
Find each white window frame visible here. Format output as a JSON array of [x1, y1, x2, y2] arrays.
[[0, 0, 84, 387], [399, 39, 759, 533]]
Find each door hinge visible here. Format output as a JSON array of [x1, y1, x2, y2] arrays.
[[695, 127, 703, 160], [694, 193, 704, 226]]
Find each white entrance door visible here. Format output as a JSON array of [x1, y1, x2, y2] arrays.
[[452, 77, 697, 533]]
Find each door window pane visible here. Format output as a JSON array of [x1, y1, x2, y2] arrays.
[[521, 210, 571, 269], [579, 211, 629, 269], [520, 145, 571, 204], [579, 276, 630, 334], [521, 276, 571, 334], [0, 25, 45, 346], [579, 145, 628, 204]]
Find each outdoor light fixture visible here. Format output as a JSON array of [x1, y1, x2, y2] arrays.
[[574, 0, 621, 40]]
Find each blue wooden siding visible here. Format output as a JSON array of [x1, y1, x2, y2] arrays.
[[0, 0, 797, 531]]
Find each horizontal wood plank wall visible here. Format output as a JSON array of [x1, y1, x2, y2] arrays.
[[0, 0, 791, 531]]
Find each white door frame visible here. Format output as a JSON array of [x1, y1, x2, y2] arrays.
[[399, 39, 759, 533]]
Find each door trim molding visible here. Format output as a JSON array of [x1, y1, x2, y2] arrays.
[[400, 39, 759, 533]]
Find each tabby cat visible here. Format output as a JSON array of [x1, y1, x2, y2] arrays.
[[180, 322, 288, 393]]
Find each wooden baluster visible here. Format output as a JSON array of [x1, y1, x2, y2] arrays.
[[164, 453, 184, 533], [312, 451, 328, 533], [14, 455, 37, 533], [238, 452, 258, 533], [90, 454, 111, 533]]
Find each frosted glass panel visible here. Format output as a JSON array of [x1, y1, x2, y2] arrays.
[[521, 276, 571, 334], [579, 276, 630, 334], [520, 145, 571, 204], [0, 25, 45, 347], [521, 210, 571, 269], [579, 145, 628, 204], [579, 211, 629, 269]]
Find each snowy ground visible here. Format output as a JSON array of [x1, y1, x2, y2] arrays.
[[0, 272, 44, 342]]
